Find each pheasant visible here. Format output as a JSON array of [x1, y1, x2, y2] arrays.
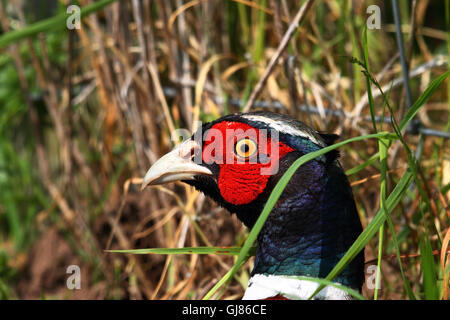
[[141, 111, 364, 300]]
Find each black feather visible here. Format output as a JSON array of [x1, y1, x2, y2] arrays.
[[317, 132, 340, 163], [318, 132, 339, 146]]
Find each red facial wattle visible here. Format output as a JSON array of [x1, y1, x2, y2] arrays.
[[202, 121, 293, 205]]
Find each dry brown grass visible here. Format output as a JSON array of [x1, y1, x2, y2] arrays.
[[0, 0, 448, 300]]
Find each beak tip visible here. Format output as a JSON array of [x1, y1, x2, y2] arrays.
[[140, 139, 212, 191], [140, 178, 152, 191]]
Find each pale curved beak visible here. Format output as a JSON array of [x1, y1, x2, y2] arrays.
[[141, 139, 213, 190]]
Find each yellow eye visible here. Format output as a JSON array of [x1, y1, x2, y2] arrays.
[[234, 138, 257, 159]]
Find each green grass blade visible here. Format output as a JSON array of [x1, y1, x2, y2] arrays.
[[383, 201, 416, 299], [0, 0, 118, 48], [362, 26, 377, 133], [419, 234, 439, 299], [240, 0, 267, 107], [398, 70, 450, 131], [203, 259, 248, 300], [237, 1, 250, 46], [374, 138, 389, 299], [345, 152, 379, 176], [347, 1, 362, 104]]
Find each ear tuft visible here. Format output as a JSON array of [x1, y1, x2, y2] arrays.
[[318, 133, 340, 162], [325, 149, 340, 162], [318, 133, 339, 146]]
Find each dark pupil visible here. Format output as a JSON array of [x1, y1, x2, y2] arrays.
[[240, 143, 250, 154]]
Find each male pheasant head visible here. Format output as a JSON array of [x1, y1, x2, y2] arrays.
[[142, 111, 364, 299]]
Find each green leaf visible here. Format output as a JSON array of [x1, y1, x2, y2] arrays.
[[0, 0, 119, 48], [362, 26, 377, 133], [374, 138, 388, 300], [345, 152, 379, 176], [419, 235, 439, 300], [399, 70, 450, 132]]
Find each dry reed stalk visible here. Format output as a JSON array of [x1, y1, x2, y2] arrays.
[[242, 0, 314, 112]]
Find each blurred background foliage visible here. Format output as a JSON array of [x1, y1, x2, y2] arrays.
[[0, 0, 448, 299]]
